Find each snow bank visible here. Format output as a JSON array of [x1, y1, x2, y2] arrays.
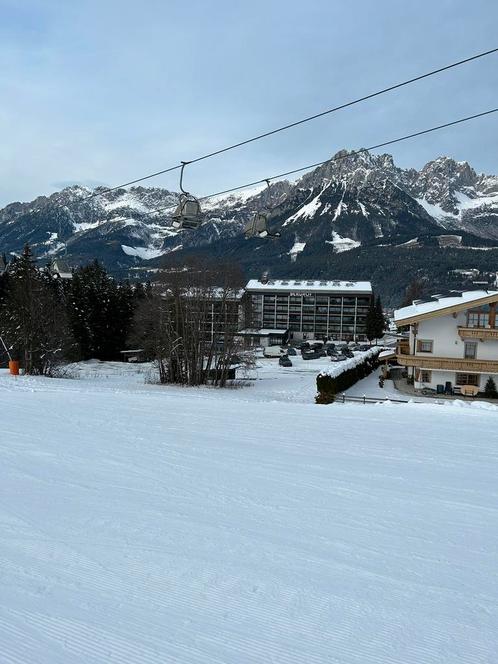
[[326, 231, 361, 253], [121, 244, 165, 259], [288, 240, 306, 261]]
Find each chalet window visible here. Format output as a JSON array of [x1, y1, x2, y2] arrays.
[[420, 370, 432, 383], [467, 309, 489, 328], [455, 373, 480, 387], [417, 339, 433, 353], [464, 341, 477, 359]]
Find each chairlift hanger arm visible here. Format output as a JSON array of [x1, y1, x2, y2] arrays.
[[179, 161, 191, 195]]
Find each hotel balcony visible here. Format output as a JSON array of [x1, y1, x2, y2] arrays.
[[457, 326, 498, 341], [396, 354, 498, 373]]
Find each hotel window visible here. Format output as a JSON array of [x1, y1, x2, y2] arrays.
[[417, 339, 433, 353], [464, 341, 477, 359], [456, 373, 480, 387]]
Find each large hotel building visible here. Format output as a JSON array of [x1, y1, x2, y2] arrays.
[[244, 278, 373, 343]]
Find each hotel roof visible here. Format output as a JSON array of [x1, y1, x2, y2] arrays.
[[245, 279, 372, 294]]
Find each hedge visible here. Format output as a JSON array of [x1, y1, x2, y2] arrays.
[[316, 349, 382, 404]]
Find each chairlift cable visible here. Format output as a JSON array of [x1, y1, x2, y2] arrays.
[[143, 107, 498, 216], [84, 48, 498, 199]]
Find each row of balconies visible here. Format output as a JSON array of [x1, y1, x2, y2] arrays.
[[397, 354, 498, 373], [457, 326, 498, 340]]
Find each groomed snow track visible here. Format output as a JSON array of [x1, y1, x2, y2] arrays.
[[1, 371, 497, 663]]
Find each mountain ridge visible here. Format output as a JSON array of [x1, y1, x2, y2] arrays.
[[1, 150, 497, 303]]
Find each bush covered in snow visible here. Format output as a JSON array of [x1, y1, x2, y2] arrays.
[[315, 348, 382, 403]]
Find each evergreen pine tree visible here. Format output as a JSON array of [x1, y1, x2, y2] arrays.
[[0, 244, 71, 374], [374, 295, 386, 340], [484, 376, 498, 398], [67, 261, 138, 360], [365, 297, 377, 343]]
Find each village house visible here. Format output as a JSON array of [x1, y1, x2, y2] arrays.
[[394, 290, 498, 396]]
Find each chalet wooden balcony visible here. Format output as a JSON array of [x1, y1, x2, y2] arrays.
[[397, 340, 410, 355], [457, 326, 498, 341], [396, 354, 498, 373]]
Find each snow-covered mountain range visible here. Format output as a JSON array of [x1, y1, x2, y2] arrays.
[[1, 150, 497, 289]]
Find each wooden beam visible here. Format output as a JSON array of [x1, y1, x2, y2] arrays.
[[490, 302, 496, 329]]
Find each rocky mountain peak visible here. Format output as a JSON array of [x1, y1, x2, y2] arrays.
[[0, 150, 497, 285], [412, 157, 478, 213], [298, 148, 401, 192]]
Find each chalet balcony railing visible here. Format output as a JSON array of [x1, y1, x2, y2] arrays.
[[397, 339, 410, 355], [457, 326, 498, 340], [396, 354, 498, 373]]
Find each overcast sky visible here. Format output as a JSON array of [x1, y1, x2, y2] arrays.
[[0, 0, 496, 206]]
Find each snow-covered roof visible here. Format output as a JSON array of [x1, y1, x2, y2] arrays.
[[238, 328, 288, 336], [394, 290, 498, 324], [245, 279, 372, 294], [51, 260, 73, 279], [163, 287, 244, 300]]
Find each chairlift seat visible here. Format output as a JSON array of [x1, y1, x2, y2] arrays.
[[172, 194, 202, 230], [244, 211, 281, 239]]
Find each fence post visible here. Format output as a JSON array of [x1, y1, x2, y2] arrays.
[[342, 393, 345, 403], [363, 394, 366, 404]]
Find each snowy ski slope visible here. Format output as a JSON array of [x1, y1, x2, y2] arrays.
[[1, 368, 497, 663]]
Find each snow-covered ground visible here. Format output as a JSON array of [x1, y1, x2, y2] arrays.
[[1, 365, 498, 663], [63, 352, 384, 405]]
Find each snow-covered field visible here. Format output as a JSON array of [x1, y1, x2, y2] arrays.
[[1, 364, 498, 663]]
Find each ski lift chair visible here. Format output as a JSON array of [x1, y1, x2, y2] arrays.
[[171, 161, 203, 230], [244, 180, 281, 239], [244, 211, 281, 239], [172, 194, 202, 230]]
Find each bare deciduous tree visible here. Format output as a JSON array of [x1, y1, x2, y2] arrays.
[[130, 258, 251, 387]]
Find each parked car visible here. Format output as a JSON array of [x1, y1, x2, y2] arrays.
[[359, 344, 370, 352], [334, 343, 347, 351], [342, 348, 354, 358], [302, 351, 322, 360], [299, 342, 310, 351], [286, 347, 297, 356], [311, 341, 324, 350], [264, 345, 284, 358], [279, 355, 293, 367], [326, 346, 338, 357], [330, 354, 347, 362]]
